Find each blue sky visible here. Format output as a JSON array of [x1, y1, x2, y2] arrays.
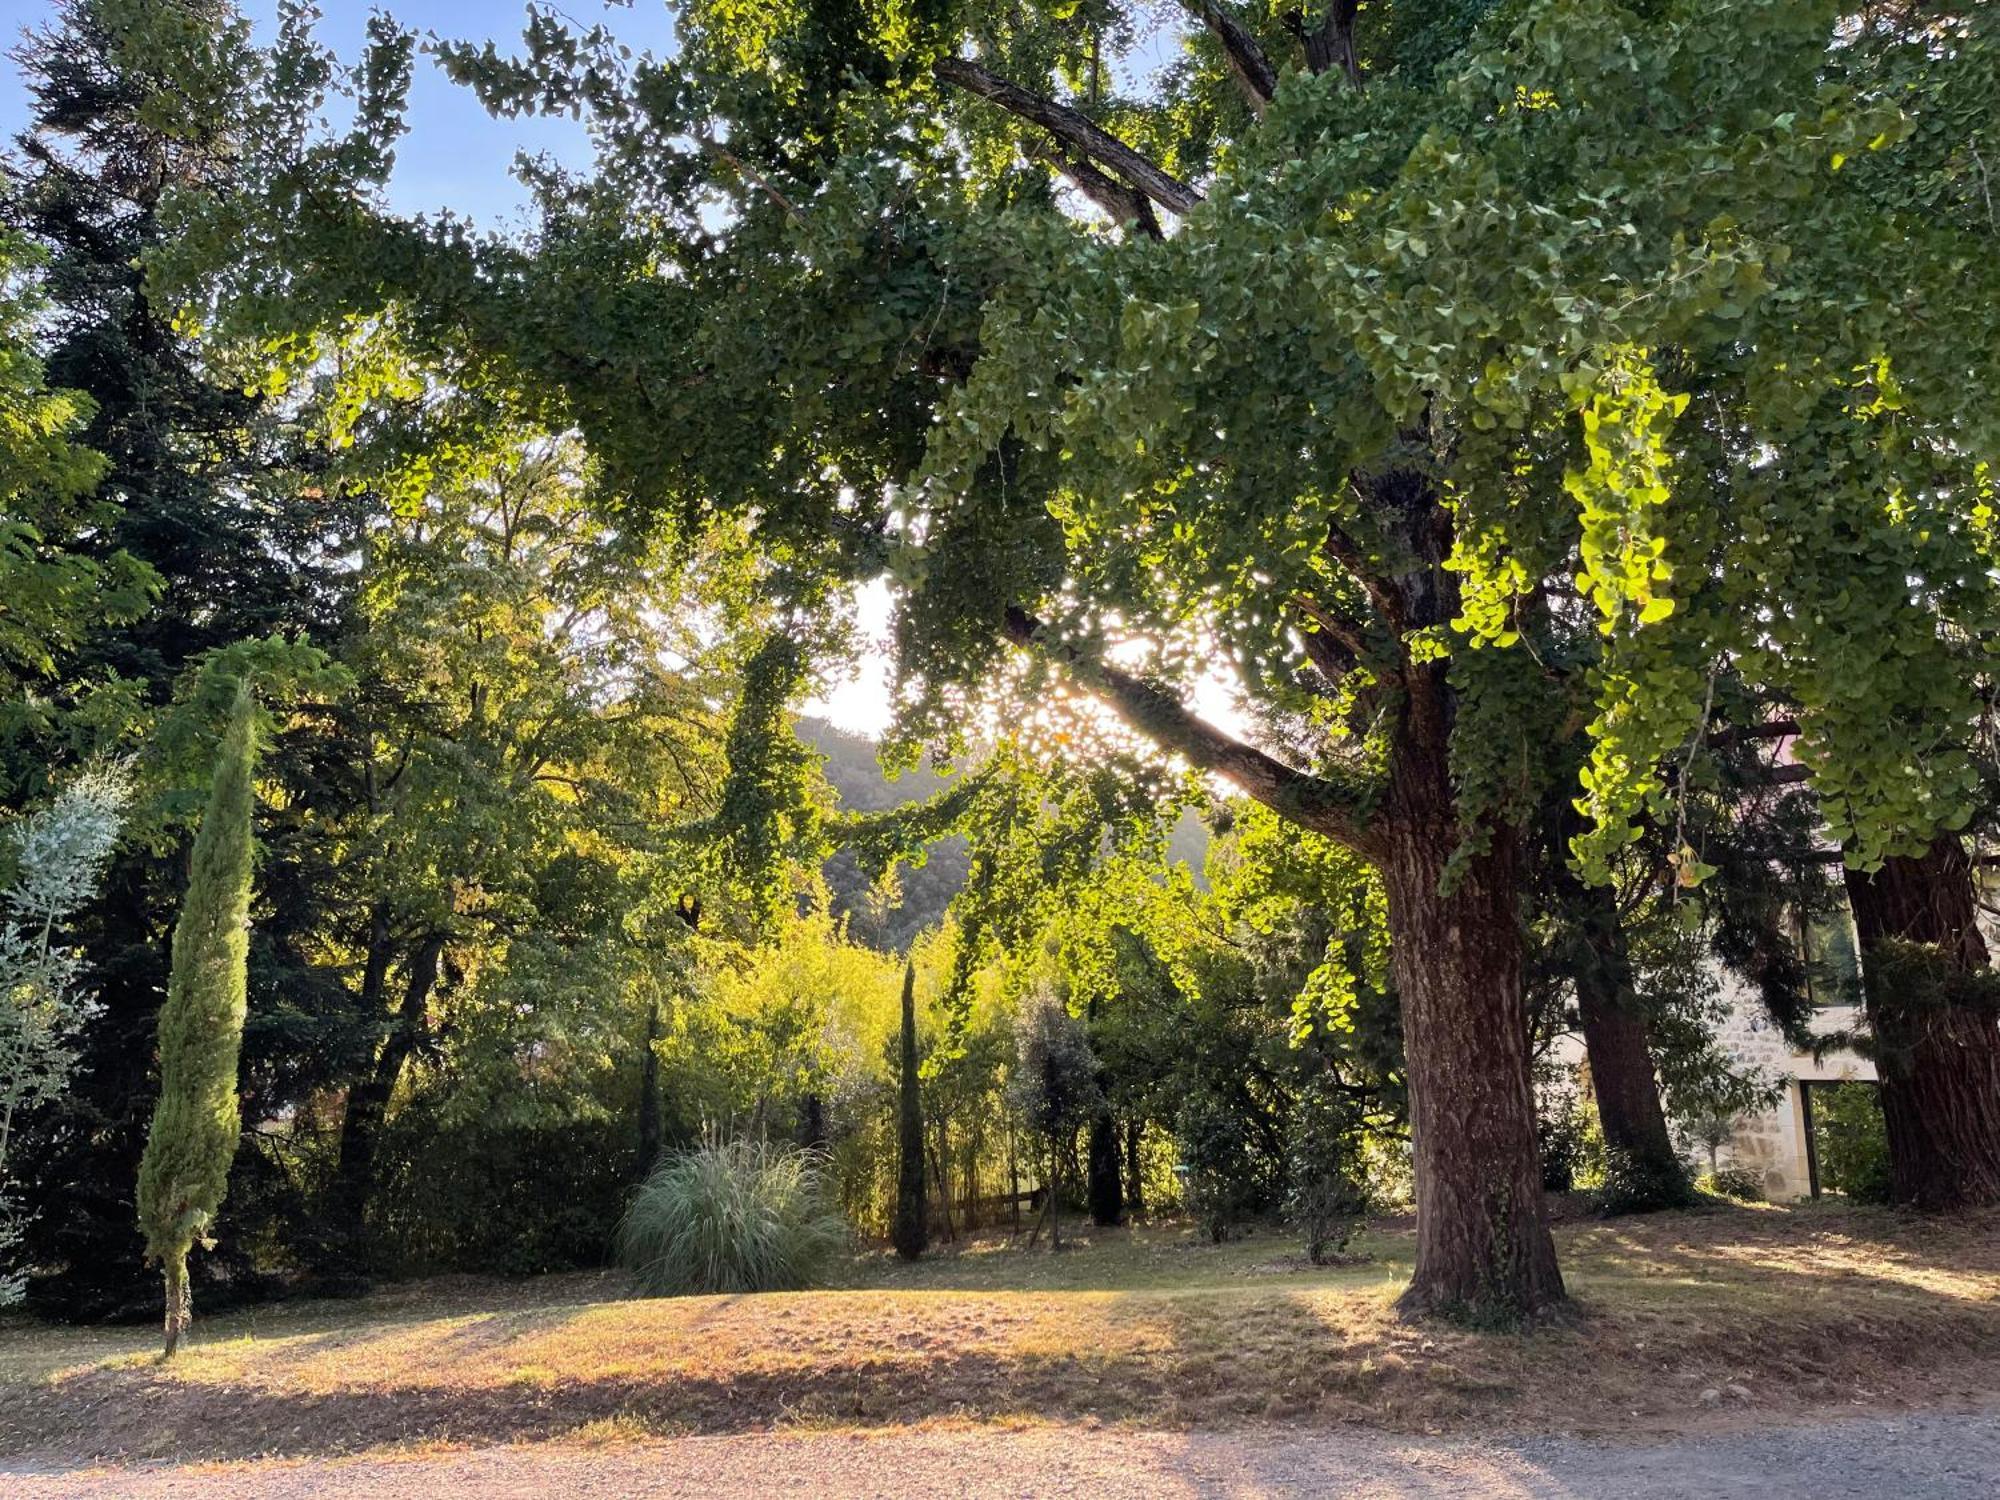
[[0, 1, 679, 226]]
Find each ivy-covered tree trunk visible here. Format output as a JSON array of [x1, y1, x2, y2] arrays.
[[891, 964, 927, 1261], [1571, 885, 1689, 1211], [1842, 836, 2000, 1211], [1087, 1109, 1122, 1227], [1383, 700, 1564, 1319]]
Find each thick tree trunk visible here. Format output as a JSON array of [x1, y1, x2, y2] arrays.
[[330, 931, 446, 1252], [1385, 811, 1565, 1320], [1570, 884, 1689, 1210], [1843, 835, 2000, 1211], [1087, 1109, 1123, 1226]]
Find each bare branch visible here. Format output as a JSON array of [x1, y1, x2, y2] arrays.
[[1288, 592, 1369, 659], [695, 136, 806, 226], [1181, 1, 1278, 115], [1321, 519, 1408, 637], [935, 56, 1203, 217], [1002, 605, 1385, 857], [1028, 138, 1163, 239]]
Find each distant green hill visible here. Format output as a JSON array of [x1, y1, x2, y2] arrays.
[[797, 717, 1209, 953]]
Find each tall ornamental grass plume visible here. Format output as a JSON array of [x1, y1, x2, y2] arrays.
[[0, 765, 132, 1304], [137, 683, 259, 1357], [617, 1136, 848, 1296]]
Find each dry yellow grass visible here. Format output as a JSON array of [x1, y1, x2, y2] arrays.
[[2, 1201, 1996, 1464]]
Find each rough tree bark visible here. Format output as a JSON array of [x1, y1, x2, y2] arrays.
[[1558, 868, 1688, 1209], [1842, 835, 2000, 1211], [1380, 708, 1565, 1319]]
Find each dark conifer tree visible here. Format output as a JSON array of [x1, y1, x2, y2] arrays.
[[891, 964, 926, 1261], [4, 0, 349, 1316]]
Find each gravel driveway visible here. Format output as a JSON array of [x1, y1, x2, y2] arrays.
[[8, 1411, 1998, 1499]]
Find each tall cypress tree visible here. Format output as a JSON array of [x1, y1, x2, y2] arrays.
[[891, 963, 926, 1262], [137, 684, 257, 1357]]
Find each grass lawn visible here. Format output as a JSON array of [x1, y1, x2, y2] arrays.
[[2, 1201, 1997, 1463]]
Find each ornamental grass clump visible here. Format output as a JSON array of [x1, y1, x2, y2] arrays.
[[617, 1137, 848, 1296]]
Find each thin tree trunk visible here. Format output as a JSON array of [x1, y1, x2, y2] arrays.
[[636, 994, 663, 1174], [928, 1140, 958, 1242], [1047, 1139, 1062, 1251], [891, 965, 927, 1259], [330, 931, 446, 1253], [1124, 1118, 1145, 1220], [161, 1253, 190, 1359], [1008, 1124, 1021, 1236], [1087, 1108, 1123, 1226], [1843, 835, 2000, 1210]]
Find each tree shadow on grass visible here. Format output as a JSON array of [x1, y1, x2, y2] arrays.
[[4, 1205, 1996, 1467]]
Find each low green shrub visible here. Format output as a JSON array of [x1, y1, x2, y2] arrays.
[[1596, 1146, 1697, 1216], [371, 1111, 636, 1277], [1697, 1165, 1767, 1202], [1535, 1068, 1603, 1193], [618, 1139, 849, 1295], [1286, 1076, 1369, 1264], [1173, 1090, 1268, 1244], [1813, 1082, 1892, 1203]]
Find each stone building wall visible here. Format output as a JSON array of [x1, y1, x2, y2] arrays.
[[1704, 972, 1874, 1200]]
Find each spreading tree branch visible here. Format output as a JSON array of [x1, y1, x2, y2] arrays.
[[694, 136, 806, 226], [934, 56, 1203, 217], [1002, 605, 1385, 856], [1181, 1, 1279, 115], [1321, 518, 1408, 638]]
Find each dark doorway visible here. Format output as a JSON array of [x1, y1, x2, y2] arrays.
[[1802, 1079, 1890, 1202]]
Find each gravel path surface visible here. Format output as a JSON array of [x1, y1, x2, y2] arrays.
[[8, 1412, 1998, 1499]]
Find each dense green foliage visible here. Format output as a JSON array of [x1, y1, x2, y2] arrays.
[[0, 0, 1994, 1340], [136, 684, 258, 1355], [618, 1138, 848, 1296], [1812, 1081, 1893, 1204], [0, 765, 129, 1302]]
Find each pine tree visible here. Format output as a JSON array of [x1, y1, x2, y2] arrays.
[[891, 963, 926, 1262], [136, 684, 258, 1357]]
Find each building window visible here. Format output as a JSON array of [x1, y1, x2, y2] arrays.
[[1796, 897, 1861, 1008]]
